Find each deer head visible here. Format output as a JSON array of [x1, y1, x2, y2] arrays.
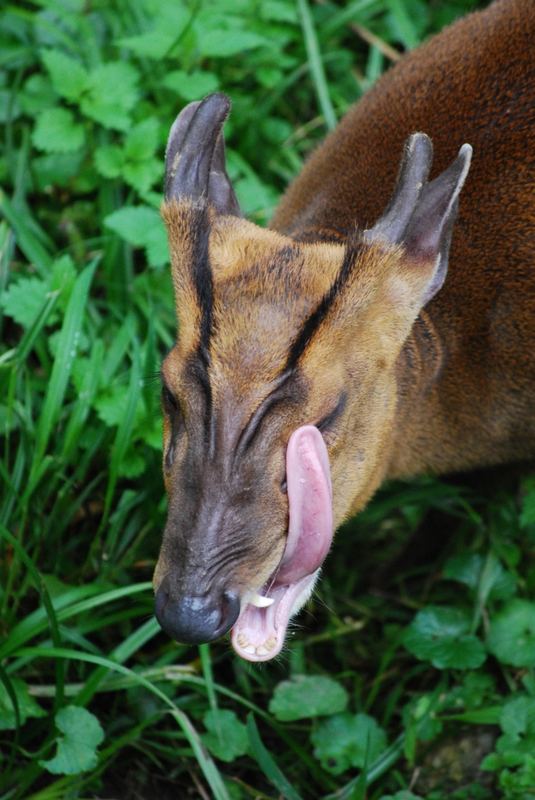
[[154, 93, 471, 661]]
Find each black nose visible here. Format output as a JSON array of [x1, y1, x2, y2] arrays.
[[154, 576, 241, 644]]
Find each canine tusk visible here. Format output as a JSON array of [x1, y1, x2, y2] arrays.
[[250, 593, 274, 608]]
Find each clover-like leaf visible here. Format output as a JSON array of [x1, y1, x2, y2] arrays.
[[81, 62, 139, 131], [95, 145, 124, 179], [310, 712, 387, 775], [487, 599, 535, 666], [269, 675, 348, 722], [40, 706, 104, 775], [443, 553, 516, 601], [404, 606, 486, 669], [41, 49, 89, 101], [162, 70, 219, 101], [32, 107, 85, 153], [202, 710, 248, 763], [488, 696, 535, 769]]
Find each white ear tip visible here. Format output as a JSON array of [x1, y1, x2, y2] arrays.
[[459, 142, 473, 165]]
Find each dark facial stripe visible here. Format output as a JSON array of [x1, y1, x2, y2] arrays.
[[284, 239, 360, 371], [190, 204, 213, 363], [189, 204, 215, 444]]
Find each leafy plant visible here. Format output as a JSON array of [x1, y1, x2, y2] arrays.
[[0, 0, 529, 798]]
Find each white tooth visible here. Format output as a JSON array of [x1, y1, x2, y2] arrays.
[[244, 645, 256, 654], [256, 645, 269, 656], [250, 592, 274, 608]]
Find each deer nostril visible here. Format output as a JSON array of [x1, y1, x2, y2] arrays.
[[154, 580, 241, 644]]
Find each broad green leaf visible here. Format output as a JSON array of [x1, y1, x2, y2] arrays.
[[487, 599, 535, 666], [443, 553, 516, 601], [104, 205, 161, 247], [119, 447, 145, 478], [124, 158, 162, 194], [202, 710, 248, 763], [81, 62, 139, 131], [117, 8, 189, 59], [125, 118, 159, 162], [94, 384, 143, 429], [485, 696, 535, 769], [403, 606, 486, 669], [261, 0, 299, 23], [1, 276, 51, 328], [198, 29, 269, 58], [269, 675, 348, 721], [94, 145, 124, 178], [40, 705, 104, 775], [32, 107, 85, 153], [310, 712, 387, 775], [20, 74, 57, 114], [104, 205, 168, 267], [41, 49, 88, 101], [162, 70, 219, 101], [33, 151, 85, 189], [118, 30, 177, 59], [0, 678, 46, 730]]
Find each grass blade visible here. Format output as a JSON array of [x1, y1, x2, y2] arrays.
[[297, 0, 337, 130], [31, 258, 98, 484], [247, 713, 303, 800]]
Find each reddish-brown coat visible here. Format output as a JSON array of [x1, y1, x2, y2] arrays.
[[272, 0, 535, 485]]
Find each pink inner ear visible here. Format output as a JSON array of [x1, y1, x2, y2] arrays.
[[276, 425, 334, 585]]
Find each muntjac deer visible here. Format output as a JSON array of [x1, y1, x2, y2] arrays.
[[154, 0, 535, 662]]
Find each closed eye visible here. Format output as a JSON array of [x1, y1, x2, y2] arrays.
[[161, 381, 183, 470], [317, 391, 347, 434], [162, 383, 179, 414]]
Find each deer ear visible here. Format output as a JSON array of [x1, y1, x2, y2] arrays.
[[164, 93, 241, 216], [366, 135, 472, 305]]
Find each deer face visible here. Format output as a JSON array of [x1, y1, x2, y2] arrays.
[[153, 94, 471, 661]]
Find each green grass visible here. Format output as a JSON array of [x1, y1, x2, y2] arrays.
[[1, 0, 534, 798]]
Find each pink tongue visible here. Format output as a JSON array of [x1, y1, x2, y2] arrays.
[[276, 425, 333, 584]]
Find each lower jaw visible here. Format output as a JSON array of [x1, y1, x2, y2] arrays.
[[230, 569, 320, 662]]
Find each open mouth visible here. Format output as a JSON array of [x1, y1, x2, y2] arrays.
[[231, 424, 333, 662], [231, 570, 320, 660]]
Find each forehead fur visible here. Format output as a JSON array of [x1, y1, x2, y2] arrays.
[[207, 215, 345, 385], [161, 200, 416, 404]]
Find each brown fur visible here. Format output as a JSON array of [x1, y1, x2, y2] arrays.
[[155, 0, 535, 600]]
